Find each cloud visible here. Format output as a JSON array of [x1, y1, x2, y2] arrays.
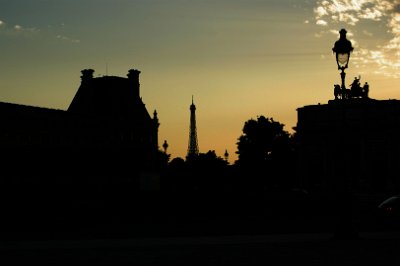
[[362, 30, 373, 36], [313, 0, 400, 78], [11, 24, 41, 35], [56, 35, 80, 43], [0, 19, 80, 44], [316, 19, 328, 26], [315, 6, 329, 18]]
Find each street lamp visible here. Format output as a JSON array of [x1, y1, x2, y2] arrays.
[[331, 31, 359, 240], [332, 29, 354, 99], [162, 140, 169, 153]]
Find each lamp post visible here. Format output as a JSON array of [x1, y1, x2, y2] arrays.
[[162, 140, 169, 153], [332, 29, 354, 100], [330, 29, 359, 240]]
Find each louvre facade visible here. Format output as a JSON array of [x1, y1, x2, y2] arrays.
[[1, 69, 160, 192]]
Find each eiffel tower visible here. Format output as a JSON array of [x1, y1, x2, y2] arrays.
[[187, 96, 199, 157]]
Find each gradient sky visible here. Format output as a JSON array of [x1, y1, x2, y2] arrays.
[[2, 0, 400, 163]]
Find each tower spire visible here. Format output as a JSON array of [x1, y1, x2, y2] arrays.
[[187, 96, 199, 157]]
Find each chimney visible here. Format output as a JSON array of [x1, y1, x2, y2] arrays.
[[80, 69, 94, 82], [127, 69, 141, 97]]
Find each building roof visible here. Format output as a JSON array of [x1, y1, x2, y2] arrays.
[[68, 70, 152, 123]]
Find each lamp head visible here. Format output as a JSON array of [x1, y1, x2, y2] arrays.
[[332, 28, 354, 69]]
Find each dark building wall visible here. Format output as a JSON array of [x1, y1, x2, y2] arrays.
[[296, 99, 400, 195]]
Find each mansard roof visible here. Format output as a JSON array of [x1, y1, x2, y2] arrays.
[[68, 69, 152, 123]]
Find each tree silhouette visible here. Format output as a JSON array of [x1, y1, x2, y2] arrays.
[[235, 116, 296, 190], [186, 150, 228, 169], [186, 150, 229, 192], [161, 157, 187, 191]]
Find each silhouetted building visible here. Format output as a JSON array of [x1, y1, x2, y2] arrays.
[[296, 98, 400, 195], [1, 69, 160, 191]]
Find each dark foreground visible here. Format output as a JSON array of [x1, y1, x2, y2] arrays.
[[2, 191, 400, 265], [2, 232, 400, 266]]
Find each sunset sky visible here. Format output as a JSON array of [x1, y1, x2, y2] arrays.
[[2, 0, 400, 163]]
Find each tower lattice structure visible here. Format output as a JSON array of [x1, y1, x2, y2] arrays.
[[187, 96, 199, 157]]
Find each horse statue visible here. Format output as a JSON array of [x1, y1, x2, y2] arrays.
[[333, 78, 370, 100], [334, 84, 341, 100], [350, 76, 363, 98], [334, 84, 350, 100]]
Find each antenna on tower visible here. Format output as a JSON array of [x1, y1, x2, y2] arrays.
[[105, 62, 108, 76]]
